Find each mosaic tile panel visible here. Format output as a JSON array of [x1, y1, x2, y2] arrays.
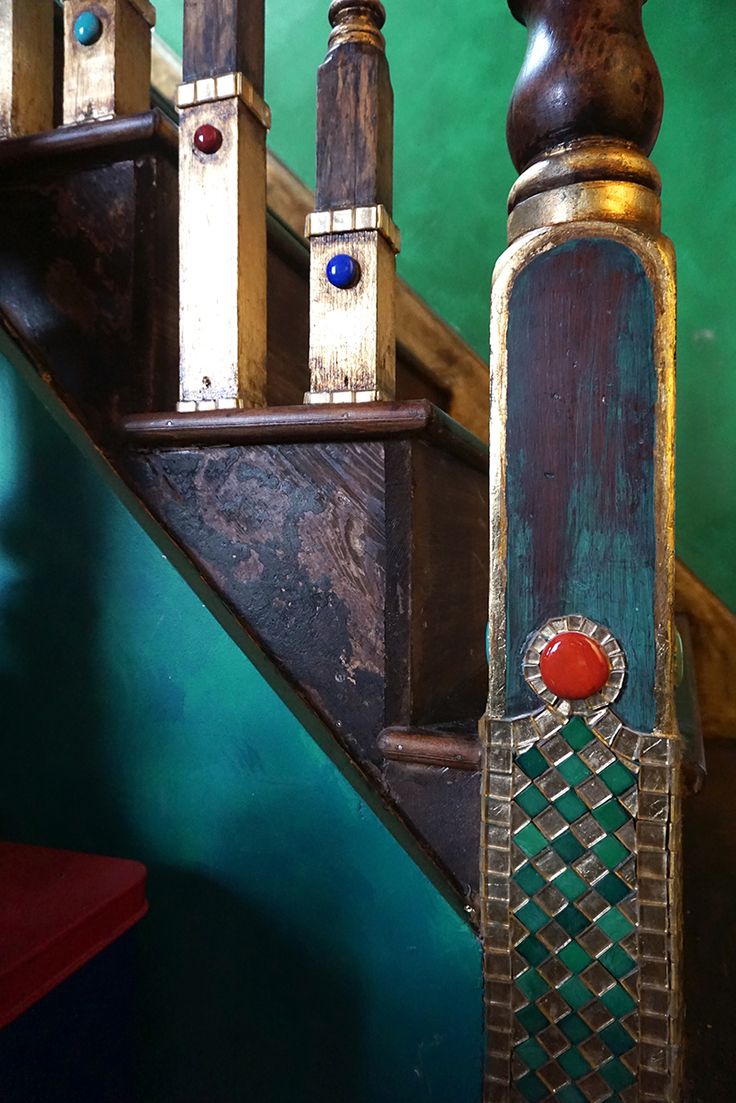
[[510, 718, 638, 1103], [482, 712, 681, 1103]]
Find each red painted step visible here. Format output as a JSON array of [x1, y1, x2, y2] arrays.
[[0, 842, 147, 1029]]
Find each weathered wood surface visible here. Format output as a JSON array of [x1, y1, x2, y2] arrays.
[[182, 0, 264, 87], [507, 0, 663, 171], [676, 562, 736, 741], [315, 0, 393, 212], [505, 237, 657, 731], [122, 431, 488, 904]]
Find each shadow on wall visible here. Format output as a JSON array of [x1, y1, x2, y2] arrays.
[[0, 355, 483, 1102], [0, 364, 365, 1101]]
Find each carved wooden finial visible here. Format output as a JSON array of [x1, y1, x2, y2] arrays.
[[507, 0, 663, 172], [305, 0, 398, 404], [328, 0, 386, 50]]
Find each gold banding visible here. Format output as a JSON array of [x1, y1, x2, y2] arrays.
[[328, 1, 386, 52], [176, 71, 271, 130], [177, 95, 268, 411], [509, 140, 662, 211], [507, 180, 661, 243], [305, 229, 396, 404], [305, 205, 401, 254]]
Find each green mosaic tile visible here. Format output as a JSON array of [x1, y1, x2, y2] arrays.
[[517, 900, 548, 934], [597, 872, 630, 905], [552, 830, 586, 864], [562, 717, 594, 752], [517, 746, 548, 780], [593, 835, 629, 869], [518, 935, 548, 968], [517, 1072, 547, 1103], [599, 760, 637, 796], [597, 907, 635, 943], [558, 1012, 591, 1045], [516, 1037, 547, 1071], [557, 755, 591, 787], [516, 784, 549, 818], [554, 868, 587, 901], [601, 1021, 636, 1056], [599, 944, 636, 979], [515, 863, 545, 896], [515, 822, 548, 858], [600, 983, 636, 1018], [560, 976, 592, 1011], [553, 789, 587, 823], [600, 1056, 636, 1092], [517, 1003, 548, 1036], [559, 940, 594, 974], [592, 798, 629, 832], [517, 968, 548, 1002], [558, 1045, 591, 1080], [556, 1085, 587, 1103], [556, 904, 589, 937]]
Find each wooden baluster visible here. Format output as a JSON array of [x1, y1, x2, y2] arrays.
[[0, 2, 54, 139], [176, 0, 268, 411], [481, 4, 681, 1103], [62, 0, 156, 124], [305, 0, 399, 404]]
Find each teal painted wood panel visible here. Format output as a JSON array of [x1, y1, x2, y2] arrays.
[[0, 352, 482, 1102], [155, 0, 736, 611], [505, 240, 656, 732]]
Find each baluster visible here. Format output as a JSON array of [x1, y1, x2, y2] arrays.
[[0, 2, 54, 139], [305, 0, 399, 404], [482, 4, 681, 1103], [176, 0, 268, 411], [62, 0, 156, 124]]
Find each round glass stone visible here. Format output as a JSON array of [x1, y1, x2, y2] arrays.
[[326, 254, 361, 290], [73, 11, 103, 46], [539, 631, 610, 700], [193, 124, 224, 155]]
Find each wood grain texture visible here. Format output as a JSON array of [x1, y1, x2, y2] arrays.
[[182, 0, 264, 88], [0, 1, 54, 138], [315, 0, 393, 211], [507, 0, 663, 170], [505, 238, 656, 731], [676, 561, 736, 741]]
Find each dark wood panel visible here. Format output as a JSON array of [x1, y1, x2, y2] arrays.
[[182, 0, 265, 88]]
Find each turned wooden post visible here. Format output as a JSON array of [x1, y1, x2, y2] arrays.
[[481, 4, 681, 1103], [0, 2, 54, 139], [305, 0, 399, 404], [177, 0, 269, 411], [62, 0, 156, 124]]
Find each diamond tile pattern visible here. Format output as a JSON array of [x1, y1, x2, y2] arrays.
[[511, 718, 638, 1101]]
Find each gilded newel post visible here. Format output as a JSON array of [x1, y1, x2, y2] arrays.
[[62, 0, 156, 123], [482, 3, 681, 1102], [305, 0, 399, 405], [177, 0, 269, 411], [0, 2, 54, 139]]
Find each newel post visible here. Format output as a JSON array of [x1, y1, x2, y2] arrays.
[[481, 3, 681, 1102], [177, 0, 269, 411], [305, 0, 399, 404]]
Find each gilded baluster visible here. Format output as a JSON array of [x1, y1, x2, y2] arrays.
[[481, 3, 681, 1102], [177, 0, 269, 411], [305, 0, 399, 404], [0, 2, 54, 139], [62, 0, 156, 124]]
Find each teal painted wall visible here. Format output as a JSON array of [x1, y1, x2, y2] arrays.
[[156, 0, 736, 610], [0, 350, 482, 1101]]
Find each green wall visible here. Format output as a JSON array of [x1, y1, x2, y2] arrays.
[[0, 348, 482, 1100], [156, 0, 736, 610]]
